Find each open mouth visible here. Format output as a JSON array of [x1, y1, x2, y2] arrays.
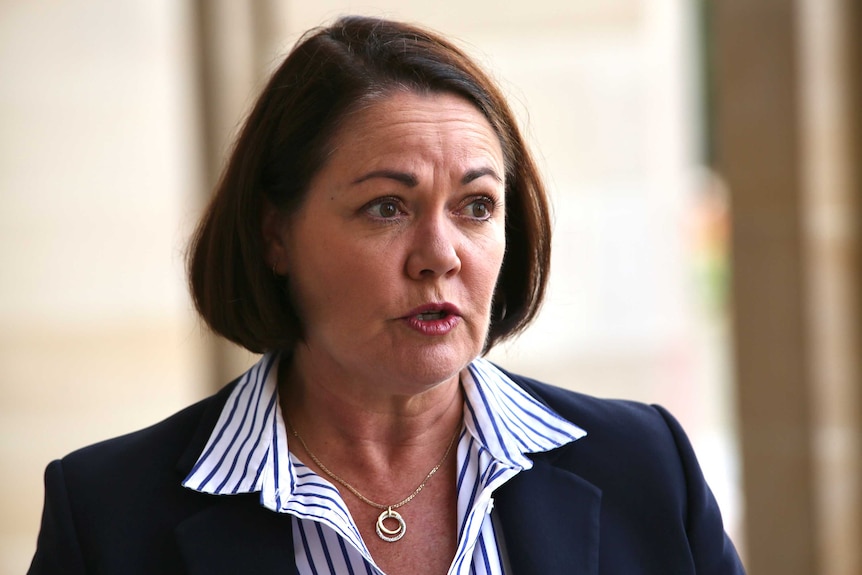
[[416, 311, 448, 321], [402, 303, 461, 334], [404, 303, 461, 322]]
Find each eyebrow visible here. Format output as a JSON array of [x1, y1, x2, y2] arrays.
[[352, 167, 502, 187], [352, 170, 418, 187], [462, 167, 502, 185]]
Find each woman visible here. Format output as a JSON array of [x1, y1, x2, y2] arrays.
[[30, 16, 745, 575]]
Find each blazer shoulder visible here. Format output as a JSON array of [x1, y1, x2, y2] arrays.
[[60, 379, 237, 484], [499, 367, 698, 506], [499, 366, 745, 574], [31, 380, 242, 574], [500, 367, 672, 441]]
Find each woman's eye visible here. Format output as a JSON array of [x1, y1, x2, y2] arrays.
[[461, 198, 494, 220], [366, 199, 402, 219]]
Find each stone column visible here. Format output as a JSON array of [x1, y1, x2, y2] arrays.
[[711, 1, 862, 573], [189, 0, 288, 386], [797, 1, 862, 573]]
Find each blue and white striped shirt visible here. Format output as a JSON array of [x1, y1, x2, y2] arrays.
[[183, 353, 586, 575]]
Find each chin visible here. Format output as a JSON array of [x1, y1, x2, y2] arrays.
[[392, 344, 478, 386]]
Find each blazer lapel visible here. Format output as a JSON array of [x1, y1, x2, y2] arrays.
[[174, 495, 298, 575], [494, 457, 601, 575]]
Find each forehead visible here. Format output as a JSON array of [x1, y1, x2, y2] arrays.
[[324, 91, 505, 171]]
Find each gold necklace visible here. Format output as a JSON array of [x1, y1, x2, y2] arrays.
[[286, 420, 460, 542]]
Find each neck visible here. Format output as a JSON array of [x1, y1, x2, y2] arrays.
[[277, 352, 465, 467]]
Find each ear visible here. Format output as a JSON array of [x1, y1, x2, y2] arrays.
[[262, 201, 289, 275]]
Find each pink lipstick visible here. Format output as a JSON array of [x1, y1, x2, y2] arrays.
[[402, 303, 461, 335]]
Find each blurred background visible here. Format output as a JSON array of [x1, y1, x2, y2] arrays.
[[1, 1, 859, 573]]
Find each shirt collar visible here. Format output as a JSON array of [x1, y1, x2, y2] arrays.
[[461, 357, 586, 470], [182, 352, 586, 509]]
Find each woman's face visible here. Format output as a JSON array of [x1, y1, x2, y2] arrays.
[[267, 91, 506, 394]]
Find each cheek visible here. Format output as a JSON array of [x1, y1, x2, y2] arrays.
[[285, 240, 342, 319], [290, 240, 395, 316], [467, 235, 507, 301]]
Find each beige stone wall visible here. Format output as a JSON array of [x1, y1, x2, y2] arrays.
[[0, 2, 212, 571]]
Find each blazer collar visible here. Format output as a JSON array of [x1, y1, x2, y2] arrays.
[[175, 380, 238, 478], [495, 453, 602, 575], [172, 382, 298, 575]]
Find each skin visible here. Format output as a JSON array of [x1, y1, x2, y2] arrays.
[[264, 90, 507, 574]]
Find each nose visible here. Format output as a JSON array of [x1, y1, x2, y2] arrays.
[[405, 215, 462, 279]]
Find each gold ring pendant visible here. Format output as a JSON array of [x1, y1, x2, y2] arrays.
[[375, 507, 406, 542]]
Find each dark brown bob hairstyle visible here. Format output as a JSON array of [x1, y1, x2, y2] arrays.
[[188, 15, 551, 354]]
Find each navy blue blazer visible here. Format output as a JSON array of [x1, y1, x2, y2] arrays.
[[29, 370, 745, 574]]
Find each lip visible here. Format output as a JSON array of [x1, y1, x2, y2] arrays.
[[401, 302, 462, 335]]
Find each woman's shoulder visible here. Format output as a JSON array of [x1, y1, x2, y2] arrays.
[[31, 380, 248, 573], [497, 365, 703, 492], [499, 366, 681, 441], [491, 370, 744, 573], [57, 379, 238, 485]]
